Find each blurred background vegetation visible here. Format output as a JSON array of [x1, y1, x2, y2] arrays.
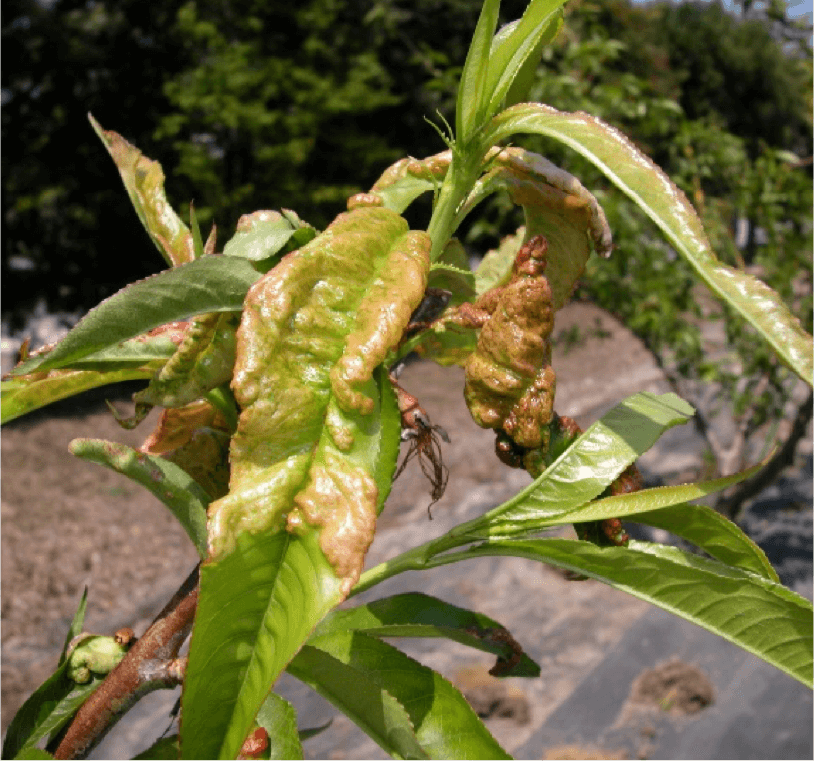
[[3, 0, 812, 516]]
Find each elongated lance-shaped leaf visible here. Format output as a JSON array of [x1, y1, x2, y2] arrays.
[[316, 592, 539, 677], [89, 114, 194, 267], [69, 439, 209, 558], [456, 0, 501, 145], [484, 104, 813, 383], [450, 391, 694, 540], [630, 502, 779, 583], [2, 665, 102, 760], [256, 693, 304, 760], [485, 0, 566, 117], [3, 591, 94, 759], [288, 639, 426, 760], [1, 365, 158, 424], [290, 631, 512, 759], [440, 538, 813, 687], [181, 208, 428, 759], [8, 256, 260, 377]]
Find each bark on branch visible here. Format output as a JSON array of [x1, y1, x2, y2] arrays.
[[53, 564, 200, 760]]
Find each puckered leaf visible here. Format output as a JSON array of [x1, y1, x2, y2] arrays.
[[460, 147, 612, 310], [1, 365, 159, 424], [368, 152, 452, 213], [89, 114, 194, 267], [181, 207, 428, 760], [485, 103, 813, 382], [223, 209, 317, 271], [134, 312, 239, 409]]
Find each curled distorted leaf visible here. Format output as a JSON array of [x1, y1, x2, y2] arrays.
[[182, 209, 426, 759], [134, 312, 239, 409], [211, 207, 430, 566], [89, 114, 194, 267], [368, 151, 452, 213], [460, 146, 612, 310], [461, 235, 558, 450], [485, 103, 812, 382]]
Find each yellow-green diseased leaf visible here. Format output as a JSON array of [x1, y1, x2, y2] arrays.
[[445, 538, 813, 687], [256, 694, 303, 760], [293, 631, 512, 759], [405, 317, 479, 367], [69, 439, 209, 558], [461, 147, 612, 310], [89, 113, 193, 267], [456, 0, 501, 144], [486, 104, 813, 382], [135, 312, 239, 409], [7, 256, 260, 377], [485, 0, 566, 116], [475, 228, 524, 295], [369, 151, 452, 213], [1, 365, 158, 424], [182, 531, 346, 760], [223, 209, 316, 262]]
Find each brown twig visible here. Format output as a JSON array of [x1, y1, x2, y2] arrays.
[[53, 564, 200, 760]]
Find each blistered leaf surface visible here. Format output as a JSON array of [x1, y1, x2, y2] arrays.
[[486, 103, 812, 382]]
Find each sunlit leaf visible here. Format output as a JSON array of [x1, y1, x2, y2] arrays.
[[290, 631, 511, 759], [318, 592, 539, 677], [444, 538, 812, 687], [485, 104, 813, 382], [181, 208, 428, 759], [69, 439, 209, 558], [89, 114, 194, 267], [8, 256, 260, 377], [450, 392, 694, 539]]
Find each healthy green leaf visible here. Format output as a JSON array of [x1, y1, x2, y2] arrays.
[[181, 531, 347, 760], [8, 256, 260, 377], [89, 114, 194, 268], [316, 592, 539, 677], [630, 502, 779, 583], [14, 750, 55, 760], [58, 588, 89, 666], [69, 439, 209, 558], [485, 0, 566, 118], [443, 538, 813, 687], [484, 104, 813, 382], [181, 208, 429, 759], [256, 693, 303, 760], [223, 209, 316, 264], [2, 667, 102, 760], [291, 630, 512, 759], [288, 639, 426, 760], [456, 0, 501, 144], [133, 736, 180, 760], [450, 391, 694, 539], [0, 365, 159, 424]]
